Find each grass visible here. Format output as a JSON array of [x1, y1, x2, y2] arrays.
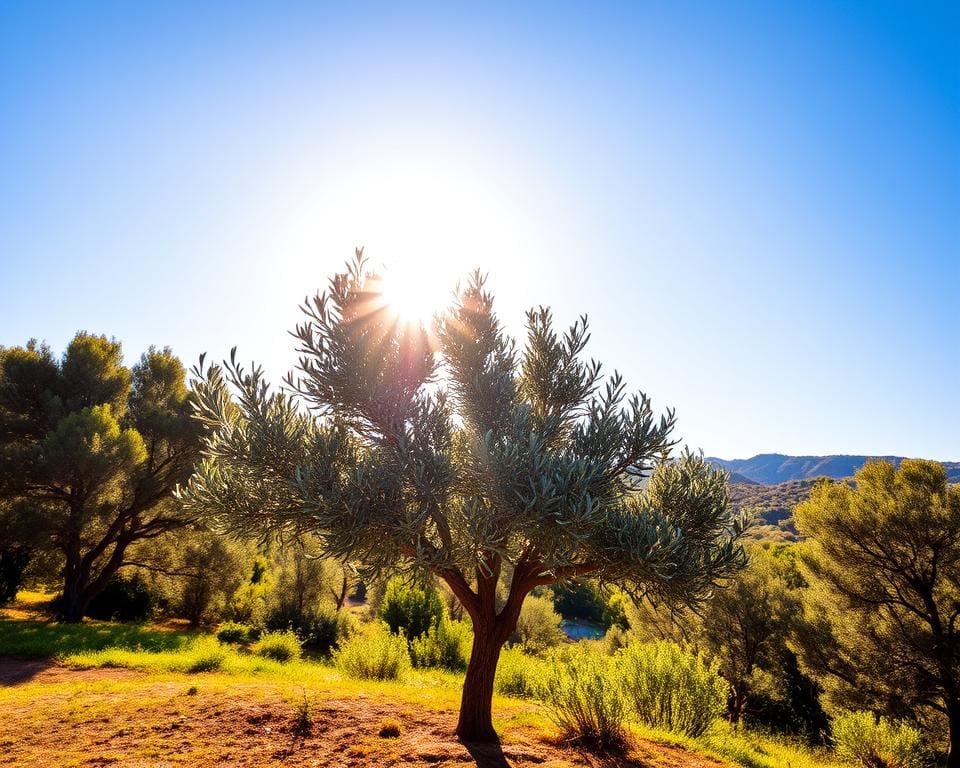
[[0, 617, 190, 657], [632, 722, 847, 768]]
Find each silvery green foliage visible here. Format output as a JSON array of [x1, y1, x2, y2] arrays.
[[179, 251, 747, 621]]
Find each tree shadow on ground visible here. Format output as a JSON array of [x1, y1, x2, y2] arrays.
[[463, 737, 656, 768], [463, 740, 511, 768], [0, 657, 56, 685]]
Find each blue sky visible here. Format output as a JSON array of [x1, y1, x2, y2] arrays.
[[1, 1, 958, 460]]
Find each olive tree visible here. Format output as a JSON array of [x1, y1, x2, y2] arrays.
[[179, 252, 746, 741]]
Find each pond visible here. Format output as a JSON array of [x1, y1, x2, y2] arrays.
[[560, 619, 606, 641]]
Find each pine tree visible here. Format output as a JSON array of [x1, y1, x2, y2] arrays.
[[0, 335, 199, 621], [795, 459, 960, 765]]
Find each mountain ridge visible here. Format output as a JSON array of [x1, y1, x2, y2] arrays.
[[708, 452, 960, 484]]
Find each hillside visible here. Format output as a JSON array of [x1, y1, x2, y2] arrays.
[[709, 453, 960, 484], [729, 479, 819, 542]]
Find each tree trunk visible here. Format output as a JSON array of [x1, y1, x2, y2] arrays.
[[727, 683, 747, 731], [58, 538, 128, 623], [58, 575, 89, 623], [455, 623, 506, 742], [948, 698, 960, 768], [333, 573, 348, 611]]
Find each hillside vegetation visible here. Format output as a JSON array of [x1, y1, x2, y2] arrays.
[[730, 479, 818, 542], [710, 453, 960, 484]]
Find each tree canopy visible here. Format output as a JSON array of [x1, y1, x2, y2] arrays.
[[179, 252, 747, 741], [794, 459, 960, 765], [0, 333, 200, 621]]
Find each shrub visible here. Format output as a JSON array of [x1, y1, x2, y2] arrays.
[[544, 646, 627, 749], [216, 621, 255, 644], [266, 602, 355, 655], [182, 637, 227, 672], [165, 532, 252, 626], [409, 617, 472, 671], [224, 580, 269, 626], [619, 641, 725, 737], [253, 630, 302, 663], [600, 625, 630, 656], [495, 647, 551, 699], [334, 630, 411, 681], [378, 718, 401, 738], [513, 594, 565, 654], [84, 573, 155, 622], [832, 711, 928, 768], [379, 577, 444, 640], [602, 589, 629, 630]]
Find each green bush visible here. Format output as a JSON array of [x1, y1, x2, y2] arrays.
[[224, 580, 269, 626], [618, 641, 725, 737], [409, 617, 472, 671], [513, 594, 564, 654], [182, 637, 228, 672], [334, 630, 411, 681], [83, 573, 155, 622], [544, 645, 627, 749], [252, 630, 302, 663], [495, 647, 550, 699], [379, 577, 444, 640], [216, 621, 255, 644], [832, 711, 928, 768], [266, 602, 355, 655], [602, 589, 629, 630]]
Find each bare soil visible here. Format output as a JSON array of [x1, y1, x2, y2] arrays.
[[0, 659, 727, 768]]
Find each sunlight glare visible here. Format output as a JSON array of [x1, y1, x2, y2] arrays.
[[277, 145, 541, 338], [379, 267, 443, 326]]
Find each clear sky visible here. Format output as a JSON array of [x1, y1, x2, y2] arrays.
[[2, 1, 958, 460]]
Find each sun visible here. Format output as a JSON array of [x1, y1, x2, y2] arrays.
[[379, 267, 444, 326]]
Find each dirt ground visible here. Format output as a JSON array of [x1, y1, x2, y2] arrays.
[[0, 659, 727, 768]]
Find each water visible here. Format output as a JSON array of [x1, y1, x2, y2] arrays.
[[560, 619, 606, 641]]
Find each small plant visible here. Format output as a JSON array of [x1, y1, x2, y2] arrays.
[[334, 630, 411, 681], [495, 647, 551, 699], [253, 630, 302, 663], [512, 594, 564, 654], [378, 717, 401, 738], [409, 617, 472, 671], [618, 641, 725, 738], [832, 711, 928, 768], [292, 688, 313, 736], [186, 685, 199, 696], [182, 637, 227, 672], [216, 621, 254, 644], [544, 645, 627, 749], [379, 577, 444, 640]]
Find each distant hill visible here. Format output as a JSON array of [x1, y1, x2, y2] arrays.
[[728, 479, 819, 542], [708, 453, 960, 485]]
